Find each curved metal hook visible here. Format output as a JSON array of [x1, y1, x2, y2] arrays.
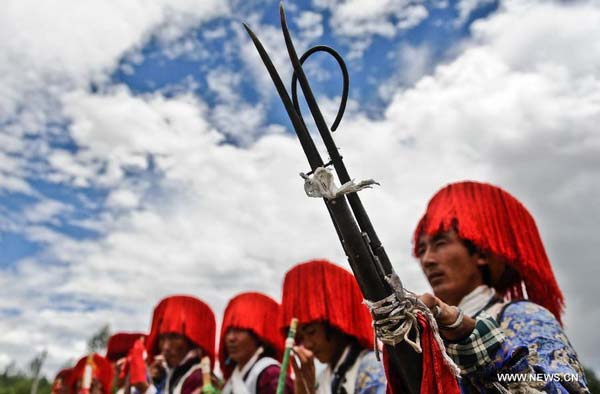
[[291, 45, 349, 132]]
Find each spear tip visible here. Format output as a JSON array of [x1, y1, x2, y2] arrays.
[[279, 1, 287, 21]]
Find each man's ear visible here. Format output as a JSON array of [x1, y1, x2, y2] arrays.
[[475, 252, 488, 268], [484, 254, 514, 289]]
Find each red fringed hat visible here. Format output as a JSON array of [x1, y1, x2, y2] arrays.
[[145, 295, 216, 364], [52, 368, 73, 394], [280, 259, 373, 349], [413, 180, 564, 322], [218, 292, 284, 379], [105, 332, 146, 362], [67, 354, 113, 394]]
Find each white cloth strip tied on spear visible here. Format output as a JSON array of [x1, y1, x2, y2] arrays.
[[300, 167, 379, 200]]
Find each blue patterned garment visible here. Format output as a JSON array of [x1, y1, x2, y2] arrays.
[[354, 351, 387, 394], [447, 300, 589, 393]]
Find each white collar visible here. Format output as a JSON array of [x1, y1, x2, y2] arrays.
[[234, 346, 264, 377], [458, 285, 496, 317], [229, 347, 264, 394], [164, 348, 203, 374]]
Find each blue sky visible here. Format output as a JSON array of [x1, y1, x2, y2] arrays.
[[1, 0, 599, 378]]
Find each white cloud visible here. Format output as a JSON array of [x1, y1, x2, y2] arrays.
[[106, 189, 141, 210], [24, 200, 72, 225], [320, 1, 429, 37], [207, 70, 242, 103], [0, 173, 33, 195], [310, 0, 429, 57], [0, 0, 229, 197], [60, 87, 223, 188], [203, 26, 227, 40], [0, 0, 223, 119], [295, 11, 324, 43]]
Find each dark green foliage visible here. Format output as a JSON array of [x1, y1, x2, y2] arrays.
[[0, 373, 51, 394]]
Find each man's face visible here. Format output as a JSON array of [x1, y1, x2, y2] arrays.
[[224, 327, 259, 366], [159, 333, 193, 368], [51, 378, 69, 394], [295, 322, 337, 364], [417, 230, 485, 306], [90, 379, 104, 394], [75, 378, 103, 394], [112, 360, 125, 388]]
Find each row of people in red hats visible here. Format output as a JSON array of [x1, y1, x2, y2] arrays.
[[50, 259, 381, 394], [50, 181, 590, 394]]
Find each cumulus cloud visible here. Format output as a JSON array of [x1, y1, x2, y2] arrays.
[[324, 0, 428, 37], [314, 0, 429, 57], [0, 0, 229, 201], [295, 11, 324, 43], [0, 0, 228, 119], [205, 68, 270, 144]]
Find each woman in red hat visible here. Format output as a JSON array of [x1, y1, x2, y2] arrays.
[[67, 354, 113, 394], [280, 259, 386, 394], [105, 332, 146, 394], [106, 332, 147, 363], [219, 292, 293, 394], [383, 181, 589, 393], [131, 295, 218, 394]]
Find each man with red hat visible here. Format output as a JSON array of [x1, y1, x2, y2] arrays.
[[280, 259, 386, 394], [219, 292, 293, 394], [395, 181, 589, 393], [131, 295, 218, 394], [51, 367, 73, 394], [67, 353, 114, 394]]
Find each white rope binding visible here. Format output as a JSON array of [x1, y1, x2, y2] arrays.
[[364, 273, 460, 377], [300, 167, 379, 199]]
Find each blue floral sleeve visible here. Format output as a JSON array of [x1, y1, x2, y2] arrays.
[[447, 300, 589, 393], [354, 351, 387, 394], [496, 301, 589, 393]]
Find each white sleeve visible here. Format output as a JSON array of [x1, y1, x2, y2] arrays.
[[143, 385, 158, 394]]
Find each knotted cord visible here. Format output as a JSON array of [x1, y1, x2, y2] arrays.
[[364, 273, 460, 377]]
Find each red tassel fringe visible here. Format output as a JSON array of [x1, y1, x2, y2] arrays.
[[146, 295, 216, 364], [105, 332, 146, 362], [67, 354, 114, 394], [218, 292, 284, 379], [384, 315, 461, 394], [279, 259, 374, 350]]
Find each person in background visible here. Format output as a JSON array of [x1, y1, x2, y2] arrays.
[[219, 292, 293, 394], [280, 259, 386, 394], [106, 332, 147, 394], [67, 353, 114, 394], [51, 367, 73, 394], [131, 295, 219, 394]]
